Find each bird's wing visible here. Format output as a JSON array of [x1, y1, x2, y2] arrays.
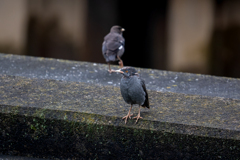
[[102, 33, 125, 62], [104, 33, 125, 52], [140, 78, 150, 108], [102, 41, 107, 54]]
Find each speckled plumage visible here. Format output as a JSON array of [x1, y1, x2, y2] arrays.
[[114, 67, 149, 124], [102, 25, 125, 72]]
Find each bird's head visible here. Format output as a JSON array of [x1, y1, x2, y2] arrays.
[[113, 67, 138, 77], [110, 25, 125, 34]]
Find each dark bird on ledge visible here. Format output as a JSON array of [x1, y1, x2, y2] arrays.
[[102, 25, 125, 73], [113, 67, 149, 124]]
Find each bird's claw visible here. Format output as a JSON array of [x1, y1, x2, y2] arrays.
[[133, 115, 142, 124], [108, 70, 113, 73], [118, 61, 124, 68], [122, 113, 133, 124]]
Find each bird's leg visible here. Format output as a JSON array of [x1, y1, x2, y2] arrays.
[[122, 105, 133, 124], [117, 56, 124, 68], [108, 63, 113, 73], [133, 106, 143, 124]]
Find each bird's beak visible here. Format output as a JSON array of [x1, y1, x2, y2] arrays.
[[112, 69, 124, 74], [121, 28, 125, 32]]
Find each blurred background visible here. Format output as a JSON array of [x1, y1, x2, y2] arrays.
[[0, 0, 240, 78]]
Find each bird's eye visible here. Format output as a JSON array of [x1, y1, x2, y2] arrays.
[[125, 70, 128, 73]]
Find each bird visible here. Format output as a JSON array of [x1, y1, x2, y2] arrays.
[[113, 67, 149, 124], [102, 25, 125, 73]]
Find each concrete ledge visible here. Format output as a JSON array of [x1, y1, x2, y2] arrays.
[[1, 54, 240, 159], [1, 53, 240, 100]]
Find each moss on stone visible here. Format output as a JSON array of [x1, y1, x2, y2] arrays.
[[1, 113, 240, 159], [1, 54, 240, 158]]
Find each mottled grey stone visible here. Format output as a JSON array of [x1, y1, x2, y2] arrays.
[[0, 53, 239, 100], [0, 53, 240, 159]]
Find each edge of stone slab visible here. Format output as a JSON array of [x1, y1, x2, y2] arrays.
[[1, 103, 240, 141], [1, 53, 240, 141], [0, 53, 237, 80], [1, 53, 240, 100]]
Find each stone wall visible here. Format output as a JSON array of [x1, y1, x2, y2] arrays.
[[0, 53, 240, 159]]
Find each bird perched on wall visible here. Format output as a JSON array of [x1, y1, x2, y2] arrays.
[[113, 67, 149, 124], [102, 25, 125, 73]]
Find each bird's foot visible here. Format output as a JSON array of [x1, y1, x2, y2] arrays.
[[133, 115, 142, 124], [118, 61, 124, 68], [108, 69, 119, 73], [108, 69, 113, 73], [122, 113, 133, 124]]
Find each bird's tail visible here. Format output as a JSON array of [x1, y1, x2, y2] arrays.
[[106, 50, 116, 62], [142, 99, 150, 109]]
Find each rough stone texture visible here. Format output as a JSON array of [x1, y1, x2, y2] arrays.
[[0, 53, 240, 159], [0, 53, 239, 100]]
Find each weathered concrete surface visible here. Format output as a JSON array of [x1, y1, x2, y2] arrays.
[[0, 155, 45, 160], [0, 53, 240, 100], [1, 53, 240, 159]]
